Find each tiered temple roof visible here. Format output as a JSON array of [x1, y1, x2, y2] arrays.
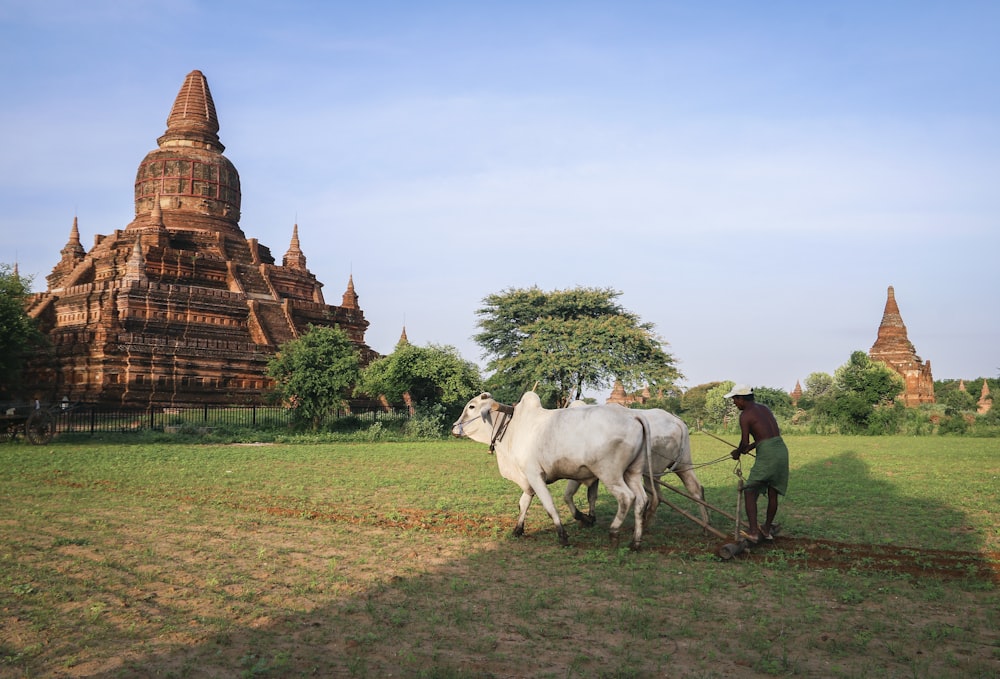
[[24, 70, 376, 406]]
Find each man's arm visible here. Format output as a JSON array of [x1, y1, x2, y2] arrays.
[[731, 411, 754, 459]]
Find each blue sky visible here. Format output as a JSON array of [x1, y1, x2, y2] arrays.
[[2, 1, 998, 397]]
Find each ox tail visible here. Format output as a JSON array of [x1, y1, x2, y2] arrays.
[[636, 414, 658, 518]]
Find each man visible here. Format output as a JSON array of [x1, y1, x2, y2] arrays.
[[724, 384, 789, 543]]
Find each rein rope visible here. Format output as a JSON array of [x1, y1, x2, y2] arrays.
[[651, 429, 755, 476]]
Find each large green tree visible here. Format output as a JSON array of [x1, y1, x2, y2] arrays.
[[814, 351, 905, 433], [474, 286, 680, 406], [702, 381, 738, 431], [266, 325, 361, 429], [680, 381, 723, 425], [0, 265, 45, 397], [357, 342, 482, 421]]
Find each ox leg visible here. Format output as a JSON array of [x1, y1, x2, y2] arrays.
[[586, 481, 599, 523], [601, 479, 637, 550], [563, 480, 598, 527], [642, 477, 662, 527], [527, 477, 570, 547], [624, 471, 649, 551], [563, 480, 593, 527], [513, 490, 534, 538]]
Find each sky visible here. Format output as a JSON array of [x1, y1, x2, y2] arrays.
[[2, 1, 998, 399]]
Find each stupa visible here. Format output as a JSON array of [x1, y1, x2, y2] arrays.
[[25, 70, 376, 406], [868, 286, 935, 406]]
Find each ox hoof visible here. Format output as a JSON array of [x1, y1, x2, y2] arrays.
[[557, 528, 570, 547], [574, 511, 596, 527], [512, 525, 525, 538], [629, 541, 642, 552], [608, 531, 620, 549]]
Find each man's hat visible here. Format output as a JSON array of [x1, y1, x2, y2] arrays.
[[723, 384, 753, 398]]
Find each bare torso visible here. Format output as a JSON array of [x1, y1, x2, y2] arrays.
[[738, 402, 780, 452]]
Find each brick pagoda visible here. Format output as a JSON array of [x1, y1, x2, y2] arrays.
[[868, 286, 935, 406], [25, 70, 376, 406]]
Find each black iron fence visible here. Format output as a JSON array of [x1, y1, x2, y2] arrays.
[[47, 403, 411, 435]]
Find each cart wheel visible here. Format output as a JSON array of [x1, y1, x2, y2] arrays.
[[25, 411, 54, 445]]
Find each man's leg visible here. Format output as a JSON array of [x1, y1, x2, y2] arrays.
[[762, 487, 779, 536], [743, 487, 760, 538]]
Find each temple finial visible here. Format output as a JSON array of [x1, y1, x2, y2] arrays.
[[157, 70, 224, 151], [282, 223, 307, 269], [341, 274, 359, 309]]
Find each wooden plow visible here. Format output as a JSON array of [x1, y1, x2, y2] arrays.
[[651, 475, 753, 560]]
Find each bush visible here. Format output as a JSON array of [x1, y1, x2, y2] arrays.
[[404, 403, 448, 439], [938, 415, 968, 435]]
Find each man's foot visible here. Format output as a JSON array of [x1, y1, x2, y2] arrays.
[[740, 529, 762, 545], [761, 524, 780, 540]]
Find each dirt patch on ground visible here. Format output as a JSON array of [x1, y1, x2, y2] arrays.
[[39, 471, 1000, 584], [11, 473, 997, 678]]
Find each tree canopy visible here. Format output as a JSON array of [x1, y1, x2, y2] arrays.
[[0, 265, 45, 397], [357, 342, 482, 417], [266, 325, 361, 429], [474, 286, 680, 406], [811, 351, 905, 433]]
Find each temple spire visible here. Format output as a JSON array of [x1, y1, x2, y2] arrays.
[[150, 192, 164, 228], [877, 285, 905, 337], [341, 274, 359, 309], [123, 233, 146, 283], [157, 69, 224, 152], [282, 223, 307, 270], [60, 217, 85, 261], [397, 325, 410, 347], [790, 380, 803, 406]]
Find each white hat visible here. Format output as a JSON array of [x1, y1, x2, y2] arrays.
[[723, 384, 753, 398]]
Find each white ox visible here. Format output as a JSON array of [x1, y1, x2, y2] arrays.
[[452, 391, 655, 550], [562, 405, 708, 530]]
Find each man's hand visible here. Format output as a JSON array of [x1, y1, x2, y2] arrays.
[[730, 448, 741, 460]]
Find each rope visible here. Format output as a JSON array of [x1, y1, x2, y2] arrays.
[[733, 457, 745, 542]]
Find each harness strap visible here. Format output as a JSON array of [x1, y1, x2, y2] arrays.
[[489, 403, 515, 453]]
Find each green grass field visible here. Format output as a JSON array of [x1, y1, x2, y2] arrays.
[[1, 434, 997, 677]]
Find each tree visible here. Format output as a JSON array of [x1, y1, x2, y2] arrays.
[[0, 264, 46, 397], [819, 351, 905, 434], [680, 381, 723, 426], [474, 286, 680, 407], [357, 343, 483, 423], [798, 372, 834, 410], [941, 388, 976, 416], [753, 386, 794, 420], [702, 382, 738, 431], [266, 325, 361, 429]]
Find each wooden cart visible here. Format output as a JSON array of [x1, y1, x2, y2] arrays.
[[1, 402, 57, 445]]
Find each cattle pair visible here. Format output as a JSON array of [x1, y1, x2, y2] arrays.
[[452, 392, 706, 550]]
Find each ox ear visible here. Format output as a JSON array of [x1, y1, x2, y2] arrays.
[[479, 392, 492, 400]]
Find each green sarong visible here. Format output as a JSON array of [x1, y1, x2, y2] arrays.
[[745, 436, 789, 496]]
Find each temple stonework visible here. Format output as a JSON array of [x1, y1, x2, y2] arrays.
[[868, 286, 934, 407], [606, 380, 652, 407], [977, 381, 992, 415], [789, 380, 802, 407], [25, 70, 376, 406]]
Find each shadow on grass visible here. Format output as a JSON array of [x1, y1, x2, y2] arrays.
[[3, 443, 997, 678]]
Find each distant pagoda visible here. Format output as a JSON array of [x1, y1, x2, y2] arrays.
[[25, 70, 376, 406], [868, 286, 935, 406]]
